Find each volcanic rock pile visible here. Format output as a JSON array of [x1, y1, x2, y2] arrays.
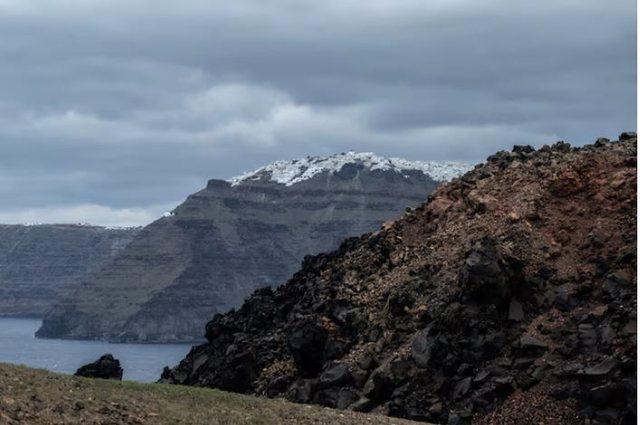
[[163, 135, 637, 424]]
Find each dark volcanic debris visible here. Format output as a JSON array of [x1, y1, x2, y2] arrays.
[[163, 136, 637, 425]]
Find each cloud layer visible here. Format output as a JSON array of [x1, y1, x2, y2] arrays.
[[0, 0, 635, 225]]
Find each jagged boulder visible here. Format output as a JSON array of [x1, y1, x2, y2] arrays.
[[459, 237, 522, 307], [74, 354, 123, 380], [287, 318, 328, 377]]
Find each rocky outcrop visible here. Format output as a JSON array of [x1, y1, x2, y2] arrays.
[[0, 224, 138, 317], [38, 153, 470, 342], [75, 354, 123, 380], [163, 136, 637, 424]]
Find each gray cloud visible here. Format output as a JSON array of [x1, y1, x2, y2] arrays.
[[0, 0, 635, 225]]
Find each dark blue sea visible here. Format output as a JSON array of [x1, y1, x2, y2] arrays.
[[0, 318, 192, 382]]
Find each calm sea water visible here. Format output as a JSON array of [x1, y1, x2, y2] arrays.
[[0, 318, 193, 382]]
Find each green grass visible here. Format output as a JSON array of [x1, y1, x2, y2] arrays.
[[0, 363, 422, 425]]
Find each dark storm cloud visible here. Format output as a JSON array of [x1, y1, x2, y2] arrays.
[[0, 0, 635, 225]]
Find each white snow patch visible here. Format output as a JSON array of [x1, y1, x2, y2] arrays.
[[229, 152, 473, 186]]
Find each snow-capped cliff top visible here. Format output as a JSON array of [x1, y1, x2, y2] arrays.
[[229, 152, 473, 186]]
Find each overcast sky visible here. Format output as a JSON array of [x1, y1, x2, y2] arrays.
[[0, 0, 635, 226]]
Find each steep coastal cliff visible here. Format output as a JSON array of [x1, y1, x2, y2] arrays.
[[38, 153, 470, 342], [0, 224, 138, 317]]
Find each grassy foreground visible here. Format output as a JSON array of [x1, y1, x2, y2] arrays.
[[0, 363, 421, 425]]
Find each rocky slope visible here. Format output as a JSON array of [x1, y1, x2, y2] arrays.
[[38, 153, 471, 342], [163, 135, 637, 424], [0, 224, 138, 317]]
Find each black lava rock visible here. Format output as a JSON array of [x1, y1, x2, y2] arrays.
[[460, 237, 522, 307], [287, 318, 328, 377], [619, 132, 637, 141], [75, 354, 123, 380]]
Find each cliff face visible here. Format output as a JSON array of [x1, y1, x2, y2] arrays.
[[38, 154, 470, 342], [163, 136, 636, 424], [0, 224, 138, 317]]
